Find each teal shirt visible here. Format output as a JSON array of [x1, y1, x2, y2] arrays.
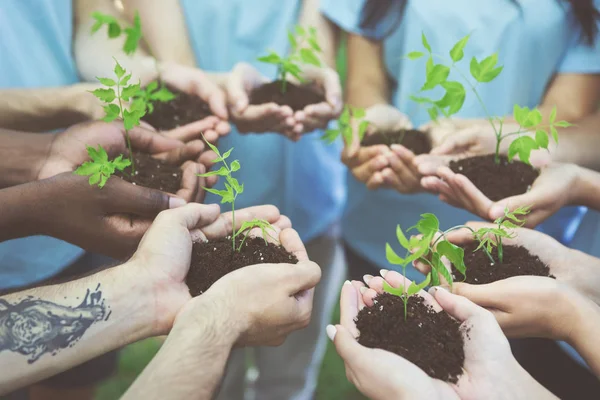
[[180, 0, 346, 242], [322, 0, 600, 273], [0, 0, 84, 290]]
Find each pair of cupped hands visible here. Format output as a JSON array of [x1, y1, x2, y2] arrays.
[[348, 104, 577, 228], [331, 223, 600, 400]]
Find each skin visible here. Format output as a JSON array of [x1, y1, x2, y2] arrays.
[[1, 203, 320, 395], [330, 271, 555, 400]]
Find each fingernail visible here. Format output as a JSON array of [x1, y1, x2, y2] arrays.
[[359, 286, 367, 294], [169, 197, 187, 208], [344, 280, 352, 286], [380, 269, 389, 278], [235, 99, 245, 112], [326, 324, 337, 341], [490, 205, 505, 219], [363, 274, 373, 285]]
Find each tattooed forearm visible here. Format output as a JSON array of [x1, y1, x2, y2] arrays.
[[0, 284, 110, 363]]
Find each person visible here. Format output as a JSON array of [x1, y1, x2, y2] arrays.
[[0, 203, 322, 398], [329, 273, 557, 399], [79, 1, 347, 398]]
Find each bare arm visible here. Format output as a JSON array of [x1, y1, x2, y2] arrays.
[[0, 262, 155, 395], [567, 292, 600, 378], [0, 130, 53, 188], [346, 33, 390, 107], [299, 0, 340, 68]]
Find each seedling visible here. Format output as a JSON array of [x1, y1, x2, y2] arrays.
[[257, 25, 322, 93], [74, 145, 130, 188], [407, 33, 571, 165], [473, 206, 530, 264], [383, 273, 431, 321], [199, 139, 276, 252], [321, 105, 370, 145]]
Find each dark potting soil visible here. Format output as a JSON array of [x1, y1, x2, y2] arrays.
[[115, 152, 182, 194], [361, 129, 432, 155], [356, 294, 465, 383], [141, 84, 213, 131], [249, 81, 325, 111], [449, 154, 539, 201], [186, 236, 298, 296], [452, 242, 554, 285]]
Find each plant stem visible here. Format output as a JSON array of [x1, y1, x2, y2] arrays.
[[231, 200, 236, 252], [402, 265, 408, 320], [497, 235, 504, 264], [279, 65, 288, 94], [116, 79, 135, 174]]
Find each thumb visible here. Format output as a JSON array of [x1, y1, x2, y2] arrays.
[[287, 260, 322, 293], [489, 190, 540, 221], [227, 64, 252, 113], [106, 177, 186, 218], [331, 324, 366, 367], [127, 125, 183, 154], [429, 286, 488, 322]]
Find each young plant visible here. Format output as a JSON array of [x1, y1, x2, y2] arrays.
[[473, 206, 530, 264], [321, 105, 369, 145], [74, 145, 130, 188], [257, 25, 322, 93], [198, 140, 276, 252], [407, 33, 571, 165], [383, 273, 431, 320]]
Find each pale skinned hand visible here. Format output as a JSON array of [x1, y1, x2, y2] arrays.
[[420, 163, 577, 227], [126, 203, 295, 334], [225, 63, 296, 137], [342, 104, 420, 192], [331, 270, 556, 400], [158, 61, 231, 140]]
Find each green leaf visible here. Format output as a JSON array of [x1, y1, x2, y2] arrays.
[[308, 37, 322, 52], [120, 74, 132, 86], [549, 106, 557, 124], [108, 22, 121, 38], [123, 108, 144, 130], [524, 108, 542, 128], [203, 138, 221, 157], [555, 121, 572, 128], [436, 81, 466, 115], [91, 88, 116, 103], [535, 130, 549, 149], [198, 166, 229, 177], [395, 224, 410, 249], [513, 105, 529, 126], [112, 155, 131, 170], [146, 81, 159, 93], [409, 95, 434, 104], [436, 240, 466, 277], [288, 30, 297, 50], [507, 136, 539, 164], [222, 148, 233, 160], [470, 54, 503, 83], [257, 52, 282, 65], [321, 129, 339, 144], [230, 160, 240, 172], [386, 243, 407, 266], [122, 83, 142, 101], [149, 86, 177, 102], [426, 57, 434, 76], [550, 126, 559, 143], [358, 120, 369, 141], [449, 34, 470, 62], [407, 273, 432, 296], [123, 12, 142, 55], [412, 213, 439, 239], [74, 161, 101, 176], [383, 281, 405, 297], [422, 64, 450, 91], [407, 51, 425, 60], [295, 25, 306, 36], [300, 48, 321, 66], [97, 77, 116, 87], [427, 107, 439, 121], [431, 252, 454, 286], [114, 60, 126, 78], [422, 32, 432, 53], [204, 187, 231, 199], [89, 172, 101, 186]]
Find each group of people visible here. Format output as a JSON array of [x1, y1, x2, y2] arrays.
[[1, 0, 600, 399]]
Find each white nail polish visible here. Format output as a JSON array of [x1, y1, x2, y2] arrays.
[[326, 325, 337, 341]]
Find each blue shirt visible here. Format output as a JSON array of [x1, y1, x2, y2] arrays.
[[0, 0, 84, 290], [180, 0, 346, 242], [322, 0, 600, 274]]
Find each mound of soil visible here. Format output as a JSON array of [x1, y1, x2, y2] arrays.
[[452, 242, 554, 285], [186, 236, 298, 296], [449, 155, 539, 201], [115, 152, 181, 193], [355, 293, 465, 383], [249, 81, 325, 111], [141, 85, 213, 131], [361, 129, 432, 155]]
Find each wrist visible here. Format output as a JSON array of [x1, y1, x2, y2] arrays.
[[0, 131, 55, 187]]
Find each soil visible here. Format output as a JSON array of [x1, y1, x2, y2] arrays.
[[115, 152, 182, 193], [452, 242, 554, 285], [141, 84, 213, 131], [249, 80, 325, 111], [449, 154, 539, 201], [361, 129, 432, 155], [186, 236, 298, 296], [356, 294, 465, 383]]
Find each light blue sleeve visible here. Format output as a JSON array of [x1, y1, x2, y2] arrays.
[[558, 3, 600, 73], [320, 0, 381, 39]]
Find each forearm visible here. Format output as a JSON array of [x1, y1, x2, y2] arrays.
[[551, 112, 600, 170], [0, 85, 97, 132], [123, 299, 238, 400], [571, 165, 600, 211], [346, 34, 389, 108], [568, 295, 600, 378], [0, 263, 155, 394], [299, 0, 340, 68], [0, 130, 54, 188]]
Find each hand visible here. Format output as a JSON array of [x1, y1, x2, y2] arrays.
[[124, 203, 295, 334], [342, 104, 420, 193], [420, 163, 579, 227], [332, 271, 555, 400], [291, 64, 342, 138], [159, 61, 231, 139], [225, 63, 296, 137]]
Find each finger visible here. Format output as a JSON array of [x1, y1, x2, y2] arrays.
[[352, 155, 389, 182], [152, 203, 221, 231], [331, 324, 370, 368], [154, 140, 206, 164], [287, 260, 322, 293], [201, 205, 281, 238], [106, 177, 184, 217], [414, 154, 452, 176], [127, 125, 183, 154], [351, 281, 367, 310], [102, 215, 152, 259], [207, 89, 229, 120], [381, 270, 442, 311], [438, 167, 492, 217], [227, 66, 251, 113], [430, 286, 489, 322], [489, 191, 546, 222], [176, 161, 204, 203], [161, 117, 218, 142], [215, 120, 231, 136], [340, 280, 361, 337], [452, 282, 508, 310], [420, 176, 454, 198], [280, 228, 308, 261], [365, 171, 385, 190]]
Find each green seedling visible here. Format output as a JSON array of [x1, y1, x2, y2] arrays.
[[383, 273, 431, 321], [131, 81, 177, 114], [473, 206, 530, 264], [407, 33, 571, 165], [74, 145, 130, 188], [257, 25, 322, 93], [199, 139, 276, 252], [321, 105, 370, 145]]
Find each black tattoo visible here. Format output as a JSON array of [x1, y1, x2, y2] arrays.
[[0, 284, 110, 363]]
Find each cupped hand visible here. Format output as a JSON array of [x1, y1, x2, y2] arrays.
[[420, 163, 579, 227], [225, 63, 295, 136], [333, 270, 554, 400], [126, 203, 294, 335]]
